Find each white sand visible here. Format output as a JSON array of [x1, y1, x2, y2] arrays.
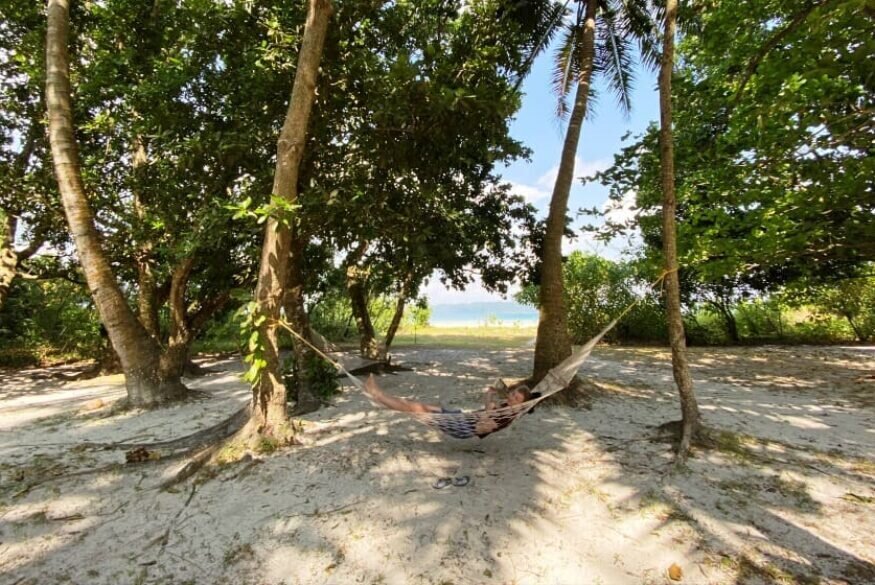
[[0, 345, 873, 585]]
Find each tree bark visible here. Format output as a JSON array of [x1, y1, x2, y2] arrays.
[[159, 257, 195, 380], [247, 0, 332, 440], [382, 266, 415, 355], [0, 215, 18, 310], [45, 0, 185, 406], [344, 243, 382, 360], [659, 0, 701, 464], [1, 117, 44, 312], [532, 0, 598, 384], [284, 233, 321, 412], [132, 137, 161, 339]]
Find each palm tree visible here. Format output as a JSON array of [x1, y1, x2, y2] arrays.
[[658, 0, 701, 463], [46, 0, 186, 406], [532, 0, 641, 385]]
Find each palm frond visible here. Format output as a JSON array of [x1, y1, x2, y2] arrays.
[[551, 22, 582, 120], [617, 0, 661, 71], [596, 7, 636, 117], [510, 1, 573, 90]]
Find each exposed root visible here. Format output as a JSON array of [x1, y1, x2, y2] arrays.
[[160, 416, 299, 489], [159, 446, 220, 490], [653, 419, 717, 464]]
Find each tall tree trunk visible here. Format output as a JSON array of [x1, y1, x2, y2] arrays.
[[382, 267, 415, 356], [0, 214, 18, 310], [246, 0, 332, 441], [532, 0, 598, 384], [659, 0, 701, 464], [284, 233, 321, 413], [132, 137, 161, 339], [45, 0, 185, 406]]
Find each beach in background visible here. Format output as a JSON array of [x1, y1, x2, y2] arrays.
[[427, 301, 538, 328]]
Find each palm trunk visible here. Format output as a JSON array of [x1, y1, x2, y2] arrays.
[[532, 0, 598, 384], [247, 0, 332, 440], [659, 0, 701, 464], [46, 0, 185, 406]]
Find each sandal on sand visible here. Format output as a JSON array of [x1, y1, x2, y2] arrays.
[[433, 477, 453, 490], [453, 475, 470, 487]]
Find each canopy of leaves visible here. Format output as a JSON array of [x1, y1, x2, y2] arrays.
[[593, 0, 874, 287]]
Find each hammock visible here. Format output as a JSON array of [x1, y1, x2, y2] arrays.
[[276, 271, 669, 440]]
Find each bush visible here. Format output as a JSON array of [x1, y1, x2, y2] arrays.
[[0, 278, 102, 365], [282, 352, 340, 401], [518, 252, 667, 344]]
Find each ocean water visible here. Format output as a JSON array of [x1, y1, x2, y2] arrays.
[[428, 301, 538, 327]]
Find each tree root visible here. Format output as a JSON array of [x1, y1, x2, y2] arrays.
[[159, 415, 299, 489], [653, 419, 717, 464], [70, 405, 250, 454]]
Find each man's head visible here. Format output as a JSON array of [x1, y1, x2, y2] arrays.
[[507, 385, 532, 406]]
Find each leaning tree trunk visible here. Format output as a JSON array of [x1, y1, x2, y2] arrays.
[[382, 266, 415, 356], [284, 233, 321, 413], [659, 0, 701, 464], [343, 243, 381, 360], [244, 0, 332, 443], [532, 0, 598, 385], [45, 0, 186, 406]]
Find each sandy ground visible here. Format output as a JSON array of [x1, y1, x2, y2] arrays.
[[0, 345, 873, 585]]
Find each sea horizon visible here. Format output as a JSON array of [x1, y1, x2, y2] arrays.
[[426, 301, 538, 328]]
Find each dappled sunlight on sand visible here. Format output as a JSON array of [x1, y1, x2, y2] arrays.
[[0, 346, 873, 584]]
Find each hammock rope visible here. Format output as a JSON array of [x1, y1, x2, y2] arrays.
[[275, 269, 673, 439]]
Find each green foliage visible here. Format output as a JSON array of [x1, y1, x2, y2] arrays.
[[780, 274, 875, 342], [309, 287, 431, 342], [282, 351, 339, 401], [236, 301, 267, 385], [517, 252, 667, 344], [0, 278, 102, 365], [593, 0, 873, 288], [405, 301, 431, 329]]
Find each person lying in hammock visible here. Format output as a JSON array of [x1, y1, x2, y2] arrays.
[[363, 375, 542, 439]]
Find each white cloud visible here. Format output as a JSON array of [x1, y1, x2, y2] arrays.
[[602, 190, 638, 225], [508, 157, 611, 206], [508, 181, 550, 204], [536, 157, 611, 191]]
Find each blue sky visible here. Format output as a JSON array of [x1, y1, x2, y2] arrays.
[[425, 52, 660, 304]]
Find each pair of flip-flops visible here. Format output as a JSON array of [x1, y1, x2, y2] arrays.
[[432, 475, 470, 489]]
